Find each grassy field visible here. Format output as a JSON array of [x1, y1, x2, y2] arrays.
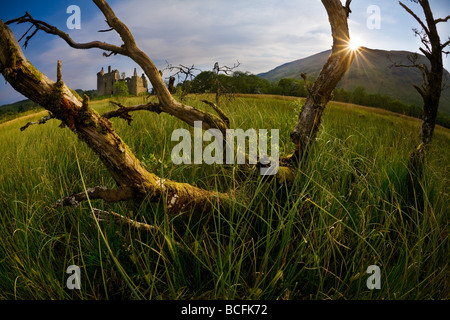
[[0, 94, 448, 300]]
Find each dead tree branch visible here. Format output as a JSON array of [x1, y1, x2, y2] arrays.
[[6, 1, 229, 135], [213, 61, 240, 75], [398, 0, 447, 146], [289, 0, 357, 161], [98, 27, 114, 33], [6, 12, 126, 54], [164, 62, 200, 84], [90, 0, 229, 133], [344, 0, 352, 17], [163, 62, 200, 100], [442, 38, 450, 52], [20, 113, 54, 131], [53, 186, 135, 208], [91, 208, 156, 233], [388, 52, 430, 99], [394, 1, 449, 212], [0, 20, 231, 217], [0, 0, 358, 220], [200, 100, 230, 128], [435, 15, 450, 24], [399, 1, 430, 36], [103, 101, 162, 124], [212, 61, 241, 104]]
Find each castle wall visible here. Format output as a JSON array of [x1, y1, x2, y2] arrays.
[[126, 75, 147, 96], [97, 67, 120, 96], [97, 66, 148, 96]]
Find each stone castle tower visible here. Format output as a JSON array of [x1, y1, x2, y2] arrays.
[[97, 66, 148, 96], [126, 68, 148, 96]]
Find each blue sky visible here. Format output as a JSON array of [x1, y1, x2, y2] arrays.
[[0, 0, 449, 105]]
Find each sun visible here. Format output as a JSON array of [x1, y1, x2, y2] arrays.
[[347, 36, 362, 52], [348, 39, 361, 51]]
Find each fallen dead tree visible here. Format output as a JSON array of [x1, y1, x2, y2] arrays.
[[0, 0, 356, 229]]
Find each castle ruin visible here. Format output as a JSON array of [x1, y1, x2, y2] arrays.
[[97, 66, 148, 96]]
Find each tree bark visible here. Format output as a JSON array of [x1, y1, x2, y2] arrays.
[[0, 20, 229, 216], [1, 0, 357, 219], [168, 76, 176, 94], [6, 1, 229, 135], [415, 0, 443, 147], [93, 0, 229, 134], [102, 101, 162, 125], [396, 0, 449, 213], [290, 0, 355, 160], [399, 0, 447, 148], [397, 0, 448, 175]]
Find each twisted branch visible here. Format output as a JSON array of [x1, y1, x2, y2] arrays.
[[20, 113, 54, 131], [6, 12, 126, 55], [399, 1, 430, 36], [200, 100, 230, 128], [53, 186, 135, 208], [103, 101, 162, 124], [91, 208, 156, 233]]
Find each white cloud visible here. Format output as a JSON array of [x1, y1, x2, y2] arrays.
[[109, 0, 332, 73], [0, 0, 336, 103]]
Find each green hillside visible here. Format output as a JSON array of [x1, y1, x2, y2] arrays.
[[258, 47, 450, 115], [0, 89, 97, 124], [0, 99, 42, 124]]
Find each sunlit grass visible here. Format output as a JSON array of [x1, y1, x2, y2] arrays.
[[0, 94, 448, 299]]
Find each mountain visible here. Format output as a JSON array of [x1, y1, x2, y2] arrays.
[[258, 47, 450, 115]]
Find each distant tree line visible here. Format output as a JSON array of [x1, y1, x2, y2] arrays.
[[182, 71, 450, 129], [2, 73, 449, 129], [332, 86, 450, 129], [183, 70, 314, 97], [186, 71, 272, 95]]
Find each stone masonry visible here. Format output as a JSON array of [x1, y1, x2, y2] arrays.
[[97, 66, 148, 96]]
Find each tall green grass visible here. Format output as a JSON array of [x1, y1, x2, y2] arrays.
[[0, 94, 448, 299]]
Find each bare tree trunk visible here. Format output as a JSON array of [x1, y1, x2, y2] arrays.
[[0, 20, 229, 216], [0, 0, 357, 221], [5, 1, 229, 135], [290, 0, 355, 161], [398, 0, 449, 163], [396, 0, 449, 214], [168, 76, 176, 94]]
